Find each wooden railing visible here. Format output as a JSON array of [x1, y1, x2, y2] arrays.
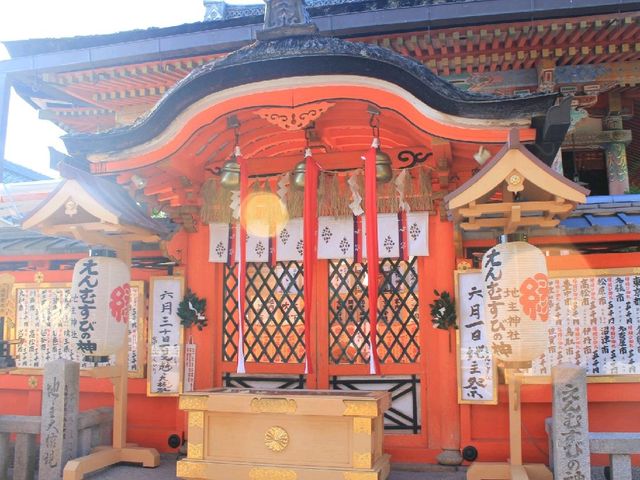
[[0, 407, 113, 480]]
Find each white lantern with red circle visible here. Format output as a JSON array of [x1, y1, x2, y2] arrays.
[[70, 256, 131, 356], [481, 239, 549, 363]]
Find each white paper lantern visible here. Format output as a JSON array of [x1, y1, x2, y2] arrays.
[[481, 240, 549, 363], [70, 256, 131, 356]]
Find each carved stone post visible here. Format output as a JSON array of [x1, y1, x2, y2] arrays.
[[551, 364, 591, 480], [38, 359, 80, 479]]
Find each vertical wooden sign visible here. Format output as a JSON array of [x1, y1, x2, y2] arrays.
[[148, 276, 184, 396], [456, 271, 497, 404]]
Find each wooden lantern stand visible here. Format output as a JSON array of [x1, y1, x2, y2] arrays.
[[466, 362, 552, 480], [63, 245, 160, 480]]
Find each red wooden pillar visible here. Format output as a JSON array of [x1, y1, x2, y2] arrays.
[[429, 217, 462, 465]]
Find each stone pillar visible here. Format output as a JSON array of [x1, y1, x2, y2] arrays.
[[551, 364, 591, 480], [610, 454, 633, 480], [13, 433, 36, 480], [0, 431, 9, 479], [38, 359, 80, 480], [603, 115, 630, 195]]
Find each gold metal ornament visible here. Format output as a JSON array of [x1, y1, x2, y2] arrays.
[[250, 398, 297, 414], [176, 460, 207, 478], [264, 426, 289, 452], [292, 161, 306, 189], [249, 468, 297, 480], [220, 158, 241, 189], [375, 149, 393, 183]]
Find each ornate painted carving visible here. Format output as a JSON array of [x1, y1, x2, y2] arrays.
[[352, 452, 372, 469], [606, 143, 628, 181], [249, 467, 297, 480], [187, 442, 204, 459], [64, 198, 78, 217], [342, 400, 378, 417], [505, 170, 524, 193], [264, 426, 290, 452], [343, 473, 377, 480], [0, 274, 14, 317], [255, 103, 334, 131], [397, 150, 432, 169], [188, 411, 204, 429], [176, 460, 207, 478], [562, 129, 632, 148], [250, 397, 297, 414], [179, 395, 208, 411], [257, 0, 318, 41], [353, 418, 372, 435]]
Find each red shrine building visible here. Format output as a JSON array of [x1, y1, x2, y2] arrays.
[[1, 0, 640, 469]]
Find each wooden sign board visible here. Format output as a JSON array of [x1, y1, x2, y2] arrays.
[[147, 276, 184, 396], [457, 268, 640, 404], [456, 271, 498, 404], [5, 281, 146, 377]]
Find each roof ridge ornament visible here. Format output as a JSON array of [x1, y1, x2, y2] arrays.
[[256, 0, 318, 41]]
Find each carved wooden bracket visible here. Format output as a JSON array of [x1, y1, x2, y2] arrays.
[[255, 102, 335, 131]]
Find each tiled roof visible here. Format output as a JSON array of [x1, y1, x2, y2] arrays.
[[2, 160, 51, 183], [560, 195, 640, 232]]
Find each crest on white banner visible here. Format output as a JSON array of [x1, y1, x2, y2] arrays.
[[277, 218, 304, 261]]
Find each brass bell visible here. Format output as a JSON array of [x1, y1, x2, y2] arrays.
[[220, 158, 240, 189], [375, 149, 393, 183], [292, 161, 306, 189]]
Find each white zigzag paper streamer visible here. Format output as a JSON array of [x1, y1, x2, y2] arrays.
[[277, 173, 290, 204], [230, 190, 241, 220], [395, 169, 410, 212], [348, 170, 364, 216]]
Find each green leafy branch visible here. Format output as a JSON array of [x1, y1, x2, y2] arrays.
[[177, 289, 208, 331], [429, 290, 457, 330]]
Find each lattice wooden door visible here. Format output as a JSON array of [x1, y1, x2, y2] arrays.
[[220, 257, 423, 434]]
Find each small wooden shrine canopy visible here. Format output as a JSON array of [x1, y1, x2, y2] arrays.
[[19, 162, 168, 479], [445, 129, 589, 234], [21, 163, 169, 262]]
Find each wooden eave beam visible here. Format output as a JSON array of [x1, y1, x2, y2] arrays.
[[505, 204, 522, 234], [458, 200, 574, 217], [460, 216, 560, 231], [42, 224, 160, 244]]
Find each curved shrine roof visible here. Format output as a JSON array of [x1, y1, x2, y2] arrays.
[[62, 35, 556, 157]]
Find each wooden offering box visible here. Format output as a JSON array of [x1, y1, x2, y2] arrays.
[[177, 388, 391, 480]]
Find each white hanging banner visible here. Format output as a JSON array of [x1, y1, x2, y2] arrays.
[[317, 216, 355, 259], [277, 218, 304, 261], [406, 211, 429, 257], [209, 223, 233, 263], [211, 213, 429, 262], [245, 232, 270, 262], [375, 214, 401, 258]]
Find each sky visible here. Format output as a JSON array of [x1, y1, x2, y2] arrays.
[[0, 0, 219, 177]]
